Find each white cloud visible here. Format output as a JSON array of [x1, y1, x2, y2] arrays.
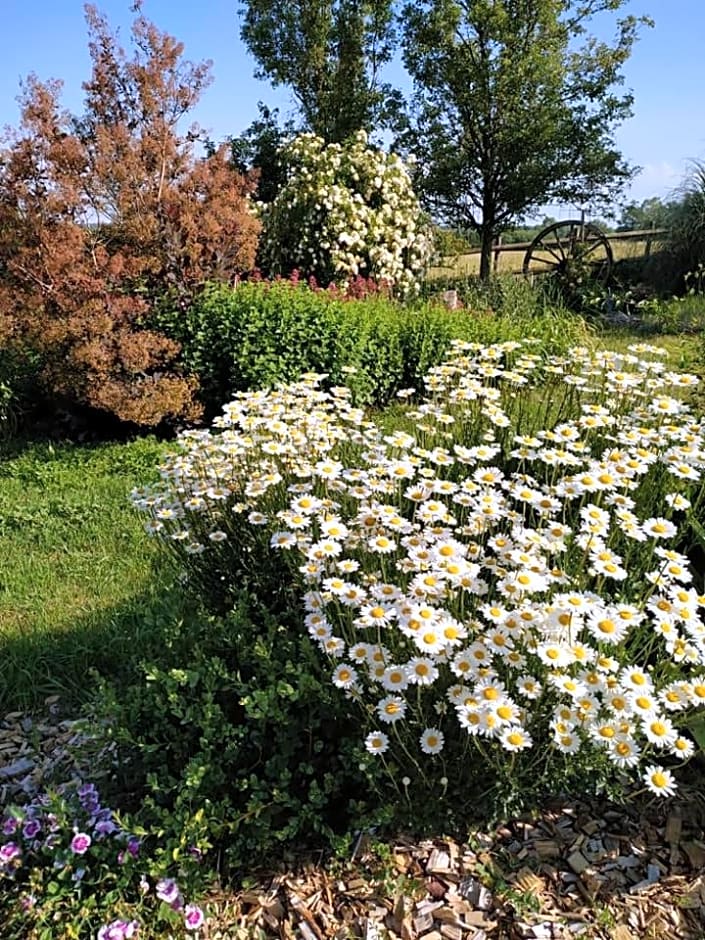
[[627, 161, 685, 203]]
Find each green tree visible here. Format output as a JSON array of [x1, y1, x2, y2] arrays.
[[239, 0, 400, 143], [617, 196, 679, 232], [400, 0, 651, 279], [225, 103, 295, 204]]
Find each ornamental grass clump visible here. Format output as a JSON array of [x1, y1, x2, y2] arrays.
[[134, 340, 705, 818], [258, 131, 433, 294]]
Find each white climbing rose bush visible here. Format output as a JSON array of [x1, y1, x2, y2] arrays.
[[258, 131, 433, 295]]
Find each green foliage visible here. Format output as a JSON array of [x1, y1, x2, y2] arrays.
[[617, 197, 680, 233], [0, 344, 43, 443], [91, 592, 379, 872], [238, 0, 400, 143], [669, 162, 705, 286], [400, 0, 650, 279], [157, 281, 452, 414], [224, 103, 294, 205], [158, 280, 587, 418]]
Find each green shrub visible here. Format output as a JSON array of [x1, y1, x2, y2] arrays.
[[158, 280, 588, 418], [91, 590, 380, 873], [0, 344, 43, 442]]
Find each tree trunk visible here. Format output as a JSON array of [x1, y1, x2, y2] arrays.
[[479, 226, 494, 281]]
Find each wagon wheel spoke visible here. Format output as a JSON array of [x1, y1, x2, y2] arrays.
[[541, 242, 564, 265], [581, 238, 606, 259], [552, 231, 569, 260]]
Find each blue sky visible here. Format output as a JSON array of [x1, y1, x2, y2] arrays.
[[1, 0, 703, 212]]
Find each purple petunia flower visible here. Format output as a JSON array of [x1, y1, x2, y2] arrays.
[[2, 816, 19, 836], [0, 841, 21, 864], [70, 832, 92, 855], [155, 878, 181, 906], [97, 918, 139, 940], [94, 818, 119, 837], [22, 819, 41, 840], [184, 905, 205, 931], [126, 836, 140, 858]]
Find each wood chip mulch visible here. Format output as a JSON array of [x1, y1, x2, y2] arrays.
[[2, 703, 705, 939]]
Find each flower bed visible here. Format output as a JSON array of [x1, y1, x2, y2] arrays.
[[134, 340, 705, 811]]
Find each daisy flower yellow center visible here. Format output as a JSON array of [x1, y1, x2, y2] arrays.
[[507, 732, 524, 747], [650, 771, 667, 788], [422, 632, 437, 646], [598, 619, 616, 634], [370, 606, 385, 619], [497, 705, 514, 720], [483, 688, 500, 701]]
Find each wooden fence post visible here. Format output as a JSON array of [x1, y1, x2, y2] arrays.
[[493, 235, 502, 274]]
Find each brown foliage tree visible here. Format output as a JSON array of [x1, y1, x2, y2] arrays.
[[0, 4, 260, 427]]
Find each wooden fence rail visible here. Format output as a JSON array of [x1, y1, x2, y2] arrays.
[[433, 227, 668, 276]]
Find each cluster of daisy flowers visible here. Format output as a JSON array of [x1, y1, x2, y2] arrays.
[[133, 340, 705, 798], [0, 781, 206, 936]]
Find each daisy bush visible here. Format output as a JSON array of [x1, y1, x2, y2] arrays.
[[133, 341, 705, 817], [258, 131, 433, 294]]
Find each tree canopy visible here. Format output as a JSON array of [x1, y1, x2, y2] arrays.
[[239, 0, 400, 143], [400, 0, 651, 278]]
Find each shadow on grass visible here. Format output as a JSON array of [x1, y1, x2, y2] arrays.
[[0, 573, 191, 714]]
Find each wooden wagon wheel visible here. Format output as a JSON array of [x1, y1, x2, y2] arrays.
[[522, 219, 614, 286]]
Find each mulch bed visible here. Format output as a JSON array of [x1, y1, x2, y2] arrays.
[[2, 702, 705, 939]]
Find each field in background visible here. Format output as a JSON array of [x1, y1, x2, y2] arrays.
[[429, 232, 666, 278]]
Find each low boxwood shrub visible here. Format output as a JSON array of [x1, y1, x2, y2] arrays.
[[90, 588, 382, 875]]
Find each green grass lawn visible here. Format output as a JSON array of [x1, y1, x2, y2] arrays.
[[0, 437, 184, 711]]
